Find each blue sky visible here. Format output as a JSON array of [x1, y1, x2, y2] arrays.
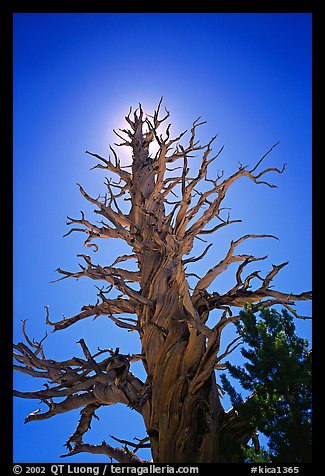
[[13, 13, 312, 462]]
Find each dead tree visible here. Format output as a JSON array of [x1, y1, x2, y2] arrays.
[[14, 100, 311, 463]]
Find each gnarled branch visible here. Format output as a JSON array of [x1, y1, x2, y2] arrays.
[[14, 330, 145, 429], [193, 234, 277, 295], [61, 440, 146, 463]]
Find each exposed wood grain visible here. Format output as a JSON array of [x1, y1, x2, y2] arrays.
[[14, 100, 311, 463]]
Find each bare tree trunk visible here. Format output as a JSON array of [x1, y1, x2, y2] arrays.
[[13, 100, 311, 463], [138, 268, 248, 463], [122, 116, 256, 462]]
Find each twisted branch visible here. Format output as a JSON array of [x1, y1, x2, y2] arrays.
[[61, 441, 146, 462]]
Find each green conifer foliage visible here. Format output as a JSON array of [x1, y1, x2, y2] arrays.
[[221, 308, 312, 463]]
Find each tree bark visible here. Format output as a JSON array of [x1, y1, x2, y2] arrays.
[[13, 100, 312, 463], [126, 109, 243, 463]]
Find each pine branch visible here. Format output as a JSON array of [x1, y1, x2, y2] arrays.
[[193, 234, 277, 294], [61, 441, 146, 462], [65, 403, 101, 451], [51, 254, 153, 310], [14, 335, 145, 427], [184, 143, 285, 247], [85, 150, 132, 186]]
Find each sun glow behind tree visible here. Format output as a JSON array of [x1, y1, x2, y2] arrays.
[[13, 12, 311, 462]]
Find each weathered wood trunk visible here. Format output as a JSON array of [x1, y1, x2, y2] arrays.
[[129, 114, 231, 463], [14, 101, 311, 463], [137, 261, 243, 462]]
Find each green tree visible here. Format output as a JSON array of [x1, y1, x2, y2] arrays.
[[221, 308, 312, 463]]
